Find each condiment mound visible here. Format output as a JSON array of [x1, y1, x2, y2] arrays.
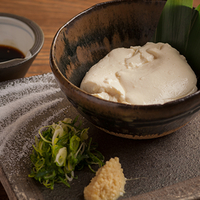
[[1, 73, 200, 200], [80, 42, 197, 105], [84, 157, 126, 200]]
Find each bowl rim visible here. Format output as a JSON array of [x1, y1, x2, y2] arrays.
[[50, 0, 200, 118], [0, 12, 44, 69]]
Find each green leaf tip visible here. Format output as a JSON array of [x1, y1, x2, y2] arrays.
[[153, 0, 200, 73]]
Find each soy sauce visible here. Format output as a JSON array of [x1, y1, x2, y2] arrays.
[[0, 45, 25, 62]]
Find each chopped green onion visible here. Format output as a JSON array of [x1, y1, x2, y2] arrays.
[[54, 147, 67, 167], [29, 117, 104, 190], [70, 135, 80, 152]]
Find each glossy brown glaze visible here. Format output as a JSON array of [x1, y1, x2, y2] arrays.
[[50, 0, 200, 139]]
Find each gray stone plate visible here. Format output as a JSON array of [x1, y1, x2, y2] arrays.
[[1, 73, 200, 200]]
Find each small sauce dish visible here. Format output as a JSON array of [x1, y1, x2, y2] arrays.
[[0, 13, 44, 82]]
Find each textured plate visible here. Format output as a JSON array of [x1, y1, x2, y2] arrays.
[[1, 73, 200, 200]]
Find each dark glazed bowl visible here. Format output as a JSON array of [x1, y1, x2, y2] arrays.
[[50, 0, 200, 139], [0, 13, 44, 82]]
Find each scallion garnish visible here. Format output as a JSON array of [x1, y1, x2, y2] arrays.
[[28, 117, 104, 190]]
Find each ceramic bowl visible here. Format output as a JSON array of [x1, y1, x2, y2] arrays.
[[0, 13, 44, 82], [50, 0, 200, 139]]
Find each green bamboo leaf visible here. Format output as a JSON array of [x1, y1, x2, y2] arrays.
[[153, 0, 200, 77], [196, 4, 200, 11], [185, 8, 200, 73], [153, 0, 193, 55]]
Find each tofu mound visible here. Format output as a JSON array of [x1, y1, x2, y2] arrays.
[[80, 42, 197, 105], [84, 157, 126, 200]]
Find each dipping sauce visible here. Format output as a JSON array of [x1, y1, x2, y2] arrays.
[[80, 42, 197, 105], [0, 45, 25, 62]]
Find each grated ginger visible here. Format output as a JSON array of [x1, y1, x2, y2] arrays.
[[84, 157, 126, 200]]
